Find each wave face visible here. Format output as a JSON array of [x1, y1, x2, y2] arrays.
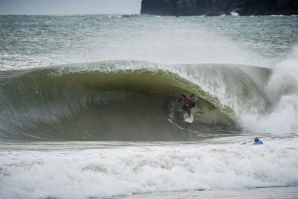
[[0, 60, 272, 141]]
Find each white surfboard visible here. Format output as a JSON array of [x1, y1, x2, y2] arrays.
[[183, 113, 193, 124]]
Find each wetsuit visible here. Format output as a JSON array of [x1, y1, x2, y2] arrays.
[[182, 96, 195, 116], [254, 140, 263, 145]]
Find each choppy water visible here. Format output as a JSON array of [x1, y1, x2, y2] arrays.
[[0, 14, 298, 199]]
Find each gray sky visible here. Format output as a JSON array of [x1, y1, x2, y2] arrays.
[[0, 0, 142, 15]]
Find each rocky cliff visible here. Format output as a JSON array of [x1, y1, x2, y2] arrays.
[[141, 0, 298, 16]]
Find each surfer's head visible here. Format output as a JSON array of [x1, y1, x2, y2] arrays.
[[254, 137, 259, 142]]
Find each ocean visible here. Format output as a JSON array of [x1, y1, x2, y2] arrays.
[[0, 14, 298, 199]]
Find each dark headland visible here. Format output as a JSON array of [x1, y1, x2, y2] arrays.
[[140, 0, 298, 16]]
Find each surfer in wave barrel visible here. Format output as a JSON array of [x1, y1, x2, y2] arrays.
[[178, 94, 196, 117]]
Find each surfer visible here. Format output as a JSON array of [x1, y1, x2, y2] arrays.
[[240, 137, 264, 145], [254, 137, 263, 145], [178, 94, 196, 116]]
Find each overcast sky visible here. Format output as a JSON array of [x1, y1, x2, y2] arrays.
[[0, 0, 142, 15]]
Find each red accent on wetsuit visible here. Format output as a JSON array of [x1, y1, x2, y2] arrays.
[[184, 97, 194, 106]]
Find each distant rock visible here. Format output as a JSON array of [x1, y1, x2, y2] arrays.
[[141, 0, 298, 16]]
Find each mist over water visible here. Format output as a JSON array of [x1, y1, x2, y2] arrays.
[[1, 15, 297, 70], [241, 45, 298, 135]]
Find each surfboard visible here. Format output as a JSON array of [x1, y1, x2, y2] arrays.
[[183, 113, 193, 124]]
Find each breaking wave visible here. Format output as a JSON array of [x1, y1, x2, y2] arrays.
[[0, 60, 272, 141]]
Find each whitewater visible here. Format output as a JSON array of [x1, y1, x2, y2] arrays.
[[0, 15, 298, 199]]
